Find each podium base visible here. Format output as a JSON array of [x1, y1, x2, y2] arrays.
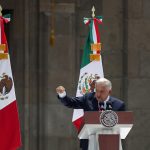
[[88, 134, 99, 150], [99, 134, 119, 150], [88, 134, 123, 150]]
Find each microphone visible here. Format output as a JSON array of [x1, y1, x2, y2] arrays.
[[99, 102, 105, 111], [106, 101, 112, 110]]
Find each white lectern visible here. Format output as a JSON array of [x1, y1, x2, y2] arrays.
[[78, 111, 133, 150]]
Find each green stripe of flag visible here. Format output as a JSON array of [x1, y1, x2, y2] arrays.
[[81, 32, 92, 68]]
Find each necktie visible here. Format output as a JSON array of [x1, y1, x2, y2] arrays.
[[98, 102, 104, 111]]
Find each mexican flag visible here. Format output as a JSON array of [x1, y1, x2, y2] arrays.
[[0, 15, 22, 149], [72, 16, 104, 130]]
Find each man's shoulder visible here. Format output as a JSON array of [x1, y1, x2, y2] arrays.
[[109, 96, 125, 111], [82, 92, 95, 100], [109, 96, 124, 104], [84, 92, 95, 97]]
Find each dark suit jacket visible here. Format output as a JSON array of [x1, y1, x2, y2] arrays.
[[58, 92, 125, 150], [58, 92, 125, 111]]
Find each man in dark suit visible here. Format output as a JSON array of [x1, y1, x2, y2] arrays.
[[56, 78, 125, 150]]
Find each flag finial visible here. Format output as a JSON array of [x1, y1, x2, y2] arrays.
[[91, 6, 95, 18], [0, 5, 2, 16]]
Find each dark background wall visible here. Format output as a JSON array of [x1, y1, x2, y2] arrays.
[[0, 0, 150, 149]]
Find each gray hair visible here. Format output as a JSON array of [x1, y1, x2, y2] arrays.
[[95, 78, 112, 90]]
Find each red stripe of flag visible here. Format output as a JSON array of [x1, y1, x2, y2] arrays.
[[94, 18, 100, 43], [0, 16, 9, 52], [0, 101, 22, 150], [73, 117, 83, 131]]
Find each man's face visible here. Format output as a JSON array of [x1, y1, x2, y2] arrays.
[[95, 84, 111, 102]]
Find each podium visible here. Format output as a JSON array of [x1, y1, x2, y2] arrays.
[[78, 111, 133, 150]]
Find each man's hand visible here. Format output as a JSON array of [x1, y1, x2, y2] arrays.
[[56, 86, 65, 94]]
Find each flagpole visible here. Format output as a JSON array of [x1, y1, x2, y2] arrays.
[[91, 6, 95, 18]]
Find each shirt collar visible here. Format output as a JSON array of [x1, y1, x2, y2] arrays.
[[104, 96, 110, 103]]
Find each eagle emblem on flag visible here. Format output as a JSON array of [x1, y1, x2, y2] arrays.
[[0, 73, 13, 98], [78, 72, 100, 95]]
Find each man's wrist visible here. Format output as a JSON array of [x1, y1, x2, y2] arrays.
[[58, 91, 66, 98]]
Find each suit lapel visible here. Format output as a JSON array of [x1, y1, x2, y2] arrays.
[[108, 96, 115, 109]]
